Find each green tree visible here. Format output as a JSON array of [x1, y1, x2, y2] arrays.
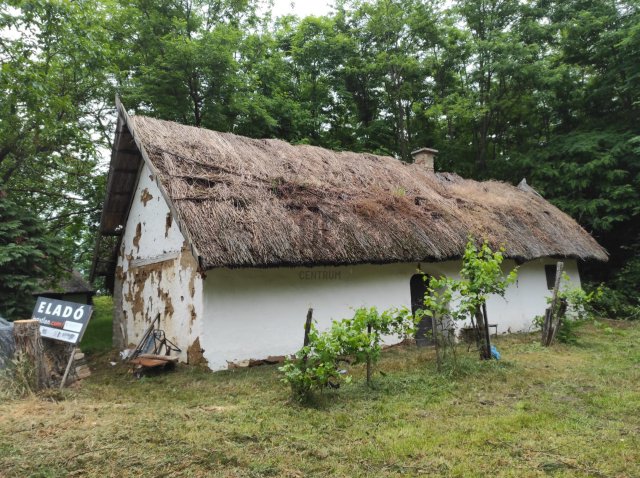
[[423, 240, 517, 361], [0, 0, 112, 273], [519, 0, 640, 283], [0, 192, 62, 320]]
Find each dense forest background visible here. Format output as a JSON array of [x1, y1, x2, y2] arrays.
[[1, 0, 638, 318]]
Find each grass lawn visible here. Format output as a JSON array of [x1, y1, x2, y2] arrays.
[[80, 296, 113, 355], [1, 320, 639, 477]]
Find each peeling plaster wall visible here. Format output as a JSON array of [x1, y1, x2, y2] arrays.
[[115, 163, 204, 362], [200, 258, 580, 371]]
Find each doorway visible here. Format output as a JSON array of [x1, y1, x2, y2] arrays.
[[410, 273, 433, 346]]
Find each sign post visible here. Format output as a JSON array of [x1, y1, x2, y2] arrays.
[[31, 297, 93, 388]]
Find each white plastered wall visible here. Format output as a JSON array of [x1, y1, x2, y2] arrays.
[[200, 258, 580, 370], [115, 163, 204, 361]]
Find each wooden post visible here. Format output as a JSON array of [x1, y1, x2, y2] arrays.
[[301, 308, 313, 368], [474, 305, 491, 360], [366, 323, 372, 386], [542, 262, 564, 346], [112, 273, 126, 351], [432, 315, 441, 371], [303, 308, 313, 347], [59, 345, 76, 389], [482, 302, 492, 359], [13, 320, 49, 390]]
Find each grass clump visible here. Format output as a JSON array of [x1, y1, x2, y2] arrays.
[[0, 353, 37, 400]]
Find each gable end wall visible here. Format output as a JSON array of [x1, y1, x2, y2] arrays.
[[113, 163, 204, 363]]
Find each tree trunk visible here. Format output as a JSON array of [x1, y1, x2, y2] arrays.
[[13, 320, 49, 390], [474, 305, 491, 360]]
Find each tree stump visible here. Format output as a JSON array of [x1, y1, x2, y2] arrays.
[[13, 320, 50, 390]]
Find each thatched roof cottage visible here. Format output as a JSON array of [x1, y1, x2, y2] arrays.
[[92, 101, 607, 369], [34, 270, 95, 306]]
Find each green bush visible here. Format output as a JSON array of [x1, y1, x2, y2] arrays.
[[279, 307, 416, 402], [587, 256, 640, 320], [0, 193, 63, 320], [421, 239, 518, 361], [588, 284, 640, 321], [279, 322, 348, 401], [0, 353, 37, 399], [536, 276, 601, 344]]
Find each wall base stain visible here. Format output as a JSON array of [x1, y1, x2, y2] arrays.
[[187, 337, 207, 366]]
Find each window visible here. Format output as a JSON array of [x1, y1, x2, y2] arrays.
[[544, 265, 557, 290], [410, 273, 433, 346]]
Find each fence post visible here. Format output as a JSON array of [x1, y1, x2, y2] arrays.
[[366, 322, 372, 386], [302, 308, 313, 368], [542, 262, 564, 346]]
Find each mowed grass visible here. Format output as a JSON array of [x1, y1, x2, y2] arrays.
[[79, 296, 113, 354], [1, 321, 639, 477]]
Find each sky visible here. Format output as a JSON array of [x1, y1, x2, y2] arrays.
[[269, 0, 335, 18]]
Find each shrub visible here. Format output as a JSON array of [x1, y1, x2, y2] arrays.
[[279, 322, 347, 401], [279, 307, 417, 401], [536, 275, 601, 344], [421, 239, 518, 362], [0, 353, 37, 399], [587, 283, 640, 321], [0, 192, 63, 320]]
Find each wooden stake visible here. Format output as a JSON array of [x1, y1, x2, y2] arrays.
[[473, 304, 492, 360], [302, 308, 313, 367], [60, 345, 76, 389], [366, 323, 372, 386], [542, 262, 564, 346], [303, 308, 313, 347], [13, 320, 49, 390], [432, 315, 441, 371], [482, 302, 492, 359]]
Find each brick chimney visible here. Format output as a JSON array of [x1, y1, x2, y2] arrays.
[[411, 147, 439, 173]]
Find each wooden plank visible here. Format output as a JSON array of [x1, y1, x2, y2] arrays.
[[137, 353, 179, 362], [129, 251, 180, 269], [59, 344, 76, 389], [131, 358, 171, 367]]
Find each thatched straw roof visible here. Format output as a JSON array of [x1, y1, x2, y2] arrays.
[[116, 113, 607, 269], [35, 270, 94, 295], [94, 103, 606, 280]]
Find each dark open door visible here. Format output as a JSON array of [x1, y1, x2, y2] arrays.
[[410, 274, 433, 347]]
